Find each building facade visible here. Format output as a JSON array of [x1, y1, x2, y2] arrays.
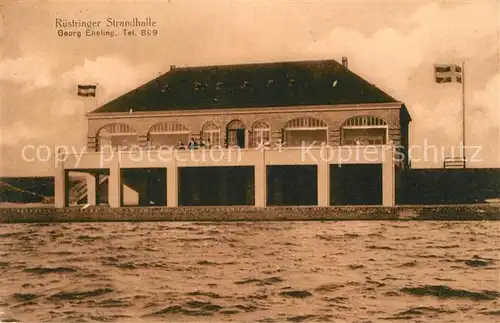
[[55, 59, 411, 208]]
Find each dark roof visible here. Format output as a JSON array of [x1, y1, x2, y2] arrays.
[[90, 59, 399, 114]]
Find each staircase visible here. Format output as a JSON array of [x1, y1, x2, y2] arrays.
[[70, 175, 108, 205], [443, 157, 466, 169]]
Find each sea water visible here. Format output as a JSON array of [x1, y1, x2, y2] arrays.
[[0, 221, 498, 322]]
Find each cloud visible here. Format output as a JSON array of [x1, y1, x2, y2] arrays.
[[470, 74, 500, 135], [1, 2, 499, 173], [305, 2, 499, 167], [473, 74, 500, 116], [0, 51, 55, 89], [1, 54, 157, 152], [306, 3, 498, 95], [60, 55, 157, 104], [0, 121, 45, 146], [51, 99, 85, 117]]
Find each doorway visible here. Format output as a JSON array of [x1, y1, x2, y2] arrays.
[[226, 120, 246, 148]]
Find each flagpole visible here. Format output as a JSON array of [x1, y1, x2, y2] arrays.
[[90, 83, 98, 152], [461, 62, 466, 165], [95, 82, 99, 108]]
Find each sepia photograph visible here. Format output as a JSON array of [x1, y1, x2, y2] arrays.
[[0, 0, 499, 322]]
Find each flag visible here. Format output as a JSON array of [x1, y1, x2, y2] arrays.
[[77, 85, 97, 97], [434, 64, 462, 83]]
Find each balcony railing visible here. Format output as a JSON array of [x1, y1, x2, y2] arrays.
[[444, 157, 466, 169], [61, 145, 394, 170]]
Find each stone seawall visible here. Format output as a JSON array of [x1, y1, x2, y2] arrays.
[[0, 205, 499, 223]]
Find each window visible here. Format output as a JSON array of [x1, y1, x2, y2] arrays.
[[193, 82, 202, 91], [283, 117, 328, 147], [216, 82, 224, 90], [226, 119, 245, 130], [202, 121, 221, 147], [343, 116, 387, 127], [149, 122, 190, 148], [288, 78, 296, 86], [252, 120, 271, 148], [341, 116, 388, 146], [97, 123, 138, 151], [241, 81, 250, 89]]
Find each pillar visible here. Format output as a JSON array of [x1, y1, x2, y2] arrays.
[[166, 163, 178, 207], [85, 173, 99, 206], [317, 161, 330, 207], [108, 159, 121, 208], [254, 150, 266, 207], [138, 134, 148, 149], [382, 146, 395, 206], [54, 161, 67, 208]]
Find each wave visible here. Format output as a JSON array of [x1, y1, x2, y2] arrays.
[[186, 291, 223, 299], [1, 221, 498, 322], [24, 267, 76, 274], [234, 276, 284, 285], [148, 300, 223, 317], [400, 285, 500, 300], [12, 293, 40, 302], [50, 288, 114, 301], [279, 290, 313, 298]]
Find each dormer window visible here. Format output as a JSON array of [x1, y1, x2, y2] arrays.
[[216, 82, 224, 90], [266, 79, 274, 87], [241, 81, 250, 89], [193, 82, 202, 91]]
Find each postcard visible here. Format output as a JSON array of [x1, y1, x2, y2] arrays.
[[0, 1, 499, 322]]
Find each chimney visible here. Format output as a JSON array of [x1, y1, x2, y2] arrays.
[[341, 57, 348, 69], [170, 65, 176, 70]]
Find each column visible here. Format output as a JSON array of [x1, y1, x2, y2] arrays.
[[245, 129, 249, 149], [317, 161, 330, 207], [86, 136, 97, 152], [166, 161, 178, 207], [254, 149, 266, 207], [382, 146, 395, 206], [54, 160, 67, 208], [85, 173, 99, 206], [317, 146, 330, 207], [138, 134, 148, 149], [108, 159, 121, 208]]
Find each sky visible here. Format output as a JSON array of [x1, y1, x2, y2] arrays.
[[1, 0, 499, 176]]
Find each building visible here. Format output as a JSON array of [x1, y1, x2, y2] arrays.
[[54, 59, 412, 208]]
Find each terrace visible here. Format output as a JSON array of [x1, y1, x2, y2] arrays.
[[55, 144, 396, 209]]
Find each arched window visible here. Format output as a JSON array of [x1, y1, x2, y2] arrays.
[[202, 122, 221, 147], [341, 116, 388, 146], [148, 121, 189, 148], [283, 117, 328, 147], [226, 119, 246, 130], [343, 116, 388, 127], [251, 120, 271, 148], [226, 119, 246, 148], [284, 117, 328, 129], [97, 123, 138, 150]]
